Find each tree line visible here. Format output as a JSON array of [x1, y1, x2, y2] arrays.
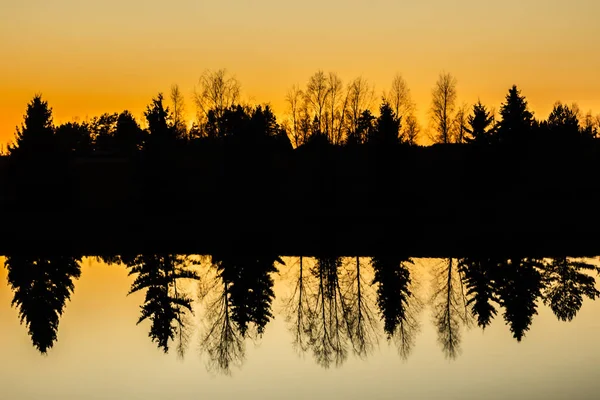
[[6, 69, 600, 159]]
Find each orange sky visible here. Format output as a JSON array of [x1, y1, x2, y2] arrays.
[[1, 0, 599, 146]]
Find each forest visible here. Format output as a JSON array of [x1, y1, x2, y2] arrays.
[[2, 69, 600, 256]]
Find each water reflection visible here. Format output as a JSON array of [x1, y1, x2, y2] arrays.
[[126, 254, 199, 356], [199, 255, 281, 374], [4, 255, 600, 374], [5, 255, 81, 353], [372, 257, 421, 359]]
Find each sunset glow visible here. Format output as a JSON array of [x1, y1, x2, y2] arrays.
[[1, 0, 599, 144]]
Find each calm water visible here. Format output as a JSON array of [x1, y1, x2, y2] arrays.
[[1, 256, 599, 400]]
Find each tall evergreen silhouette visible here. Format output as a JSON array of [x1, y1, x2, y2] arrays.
[[368, 102, 401, 147], [5, 256, 81, 353], [496, 85, 534, 144], [8, 94, 55, 157], [464, 101, 495, 144]]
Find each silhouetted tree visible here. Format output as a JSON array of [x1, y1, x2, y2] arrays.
[[385, 74, 419, 144], [128, 254, 199, 355], [285, 84, 306, 147], [496, 85, 534, 144], [54, 121, 92, 156], [8, 94, 55, 157], [368, 102, 401, 147], [90, 112, 118, 153], [540, 257, 600, 321], [170, 84, 188, 140], [194, 69, 241, 136], [345, 77, 375, 142], [144, 93, 179, 151], [542, 102, 592, 144], [430, 73, 457, 144], [403, 114, 420, 145], [113, 110, 144, 156], [5, 256, 81, 353], [324, 72, 347, 144], [464, 101, 495, 144], [304, 71, 330, 137], [452, 103, 469, 144], [346, 109, 374, 146]]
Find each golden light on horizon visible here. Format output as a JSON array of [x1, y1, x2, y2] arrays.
[[1, 0, 599, 145]]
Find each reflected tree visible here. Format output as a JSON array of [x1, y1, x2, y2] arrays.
[[372, 257, 421, 359], [540, 257, 600, 322], [200, 265, 245, 375], [199, 255, 281, 374], [495, 258, 543, 341], [345, 257, 379, 358], [283, 257, 313, 354], [127, 254, 199, 356], [5, 256, 81, 353], [458, 257, 499, 329], [430, 258, 471, 359], [213, 255, 281, 337], [306, 257, 352, 368]]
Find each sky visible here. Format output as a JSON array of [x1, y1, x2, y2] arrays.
[[1, 0, 599, 145]]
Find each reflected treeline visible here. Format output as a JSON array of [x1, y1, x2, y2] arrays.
[[4, 255, 600, 374], [283, 256, 420, 367]]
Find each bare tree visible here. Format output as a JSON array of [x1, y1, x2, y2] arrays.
[[198, 262, 245, 375], [345, 77, 375, 140], [345, 257, 379, 358], [282, 257, 313, 355], [452, 102, 469, 144], [306, 257, 353, 368], [193, 69, 241, 136], [170, 84, 187, 139], [385, 73, 415, 120], [325, 72, 347, 144], [403, 114, 420, 145], [285, 84, 305, 147], [305, 70, 330, 135], [430, 72, 458, 144]]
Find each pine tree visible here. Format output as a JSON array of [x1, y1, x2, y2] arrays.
[[497, 85, 534, 144], [9, 94, 55, 157], [464, 101, 495, 144]]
